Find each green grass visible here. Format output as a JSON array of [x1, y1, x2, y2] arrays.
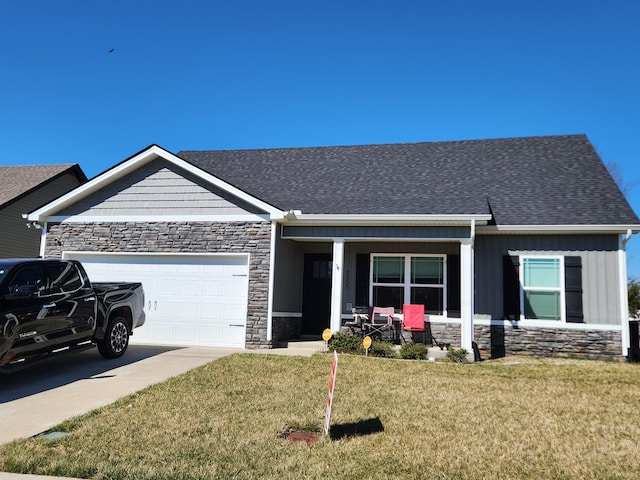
[[1, 354, 640, 479]]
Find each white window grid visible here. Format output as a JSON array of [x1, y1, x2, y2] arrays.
[[370, 253, 447, 315], [519, 255, 566, 322]]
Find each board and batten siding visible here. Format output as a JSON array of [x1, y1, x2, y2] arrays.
[[1, 172, 83, 258], [271, 239, 461, 315], [474, 234, 621, 325], [272, 237, 331, 313], [55, 158, 265, 218], [282, 225, 470, 239]]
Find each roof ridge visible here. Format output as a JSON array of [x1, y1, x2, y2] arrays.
[[178, 134, 588, 155]]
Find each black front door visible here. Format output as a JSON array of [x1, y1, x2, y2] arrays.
[[301, 253, 332, 336]]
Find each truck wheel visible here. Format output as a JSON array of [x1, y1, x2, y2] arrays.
[[98, 316, 130, 359]]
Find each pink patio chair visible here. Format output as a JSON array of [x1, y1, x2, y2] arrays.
[[364, 307, 395, 340]]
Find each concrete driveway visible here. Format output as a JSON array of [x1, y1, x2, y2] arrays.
[[0, 340, 323, 446], [0, 344, 242, 444]]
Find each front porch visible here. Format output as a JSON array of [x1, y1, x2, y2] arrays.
[[270, 222, 479, 353]]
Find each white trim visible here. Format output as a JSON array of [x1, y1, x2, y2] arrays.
[[272, 312, 303, 318], [27, 145, 282, 223], [519, 255, 566, 322], [266, 222, 277, 343], [284, 214, 492, 226], [61, 251, 250, 260], [44, 214, 271, 224], [474, 318, 623, 331], [330, 239, 344, 333], [479, 224, 640, 234], [618, 234, 630, 356]]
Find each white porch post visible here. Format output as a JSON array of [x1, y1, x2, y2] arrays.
[[266, 221, 277, 343], [330, 239, 345, 333], [460, 239, 474, 352], [39, 222, 47, 258]]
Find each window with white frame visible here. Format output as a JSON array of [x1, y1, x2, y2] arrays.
[[520, 256, 564, 321], [371, 254, 446, 314]]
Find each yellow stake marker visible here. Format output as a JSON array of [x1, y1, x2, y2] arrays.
[[322, 328, 332, 350], [363, 335, 372, 356]]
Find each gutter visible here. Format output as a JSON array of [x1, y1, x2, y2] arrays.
[[278, 212, 492, 226]]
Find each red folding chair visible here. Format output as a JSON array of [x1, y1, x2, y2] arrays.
[[402, 304, 426, 344]]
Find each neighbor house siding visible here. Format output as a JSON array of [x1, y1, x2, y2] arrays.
[[474, 234, 621, 325], [1, 172, 83, 258], [55, 159, 264, 217], [42, 221, 273, 347]]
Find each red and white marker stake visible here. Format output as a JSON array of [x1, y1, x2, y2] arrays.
[[323, 350, 338, 436]]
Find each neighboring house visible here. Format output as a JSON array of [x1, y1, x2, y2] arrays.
[[26, 135, 640, 360], [1, 165, 87, 258]]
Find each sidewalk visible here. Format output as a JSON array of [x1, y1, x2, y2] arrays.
[[0, 340, 324, 480]]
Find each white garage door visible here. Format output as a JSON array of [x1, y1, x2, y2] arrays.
[[64, 252, 249, 348]]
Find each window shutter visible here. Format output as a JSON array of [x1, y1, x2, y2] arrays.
[[355, 254, 370, 307], [447, 254, 461, 317], [564, 256, 584, 323], [503, 255, 520, 320]]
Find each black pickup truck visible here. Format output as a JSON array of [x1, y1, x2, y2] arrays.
[[0, 259, 145, 372]]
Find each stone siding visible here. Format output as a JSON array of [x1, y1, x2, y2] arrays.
[[44, 221, 272, 348], [474, 324, 623, 361], [402, 321, 623, 361]]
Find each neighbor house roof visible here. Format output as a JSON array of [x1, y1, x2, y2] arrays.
[[179, 134, 639, 226], [0, 164, 88, 209]]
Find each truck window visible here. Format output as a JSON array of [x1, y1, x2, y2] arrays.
[[48, 262, 83, 293], [7, 265, 48, 296]]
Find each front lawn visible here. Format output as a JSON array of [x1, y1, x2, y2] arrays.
[[1, 354, 639, 479]]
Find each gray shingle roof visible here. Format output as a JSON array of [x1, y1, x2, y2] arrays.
[[0, 164, 87, 208], [178, 135, 639, 226]]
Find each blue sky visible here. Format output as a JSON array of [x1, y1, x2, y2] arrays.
[[2, 1, 640, 275]]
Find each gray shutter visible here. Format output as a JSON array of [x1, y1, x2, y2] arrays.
[[503, 255, 520, 320], [447, 254, 461, 317], [564, 256, 584, 323], [355, 254, 370, 307]]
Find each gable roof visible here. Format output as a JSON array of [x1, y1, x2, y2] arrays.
[[179, 134, 639, 227], [27, 145, 283, 223], [0, 164, 87, 209]]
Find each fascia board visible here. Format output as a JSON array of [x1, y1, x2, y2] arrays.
[[478, 225, 640, 234], [42, 214, 271, 223], [280, 214, 492, 226], [27, 145, 282, 222]]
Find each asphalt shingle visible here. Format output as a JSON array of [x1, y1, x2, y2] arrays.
[[0, 165, 83, 208], [179, 134, 639, 226]]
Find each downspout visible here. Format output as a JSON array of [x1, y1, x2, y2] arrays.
[[470, 218, 476, 247], [619, 229, 632, 358]]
